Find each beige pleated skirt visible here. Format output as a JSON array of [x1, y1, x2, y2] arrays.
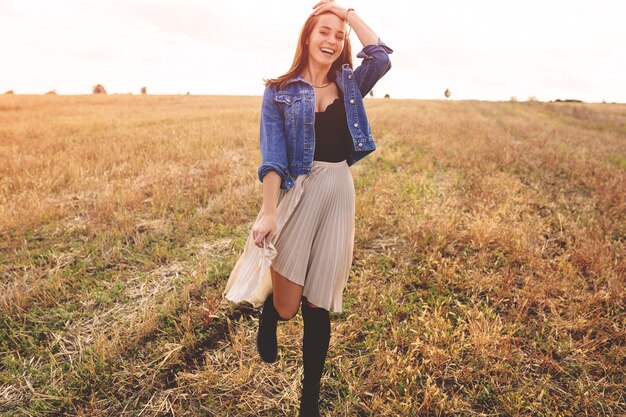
[[223, 159, 355, 313]]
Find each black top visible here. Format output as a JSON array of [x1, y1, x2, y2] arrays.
[[314, 92, 353, 162]]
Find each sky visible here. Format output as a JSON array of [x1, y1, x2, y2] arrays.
[[1, 0, 625, 102]]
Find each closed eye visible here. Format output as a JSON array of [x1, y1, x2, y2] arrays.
[[319, 25, 345, 38]]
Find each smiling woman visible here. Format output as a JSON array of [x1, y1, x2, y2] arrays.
[[222, 1, 393, 416]]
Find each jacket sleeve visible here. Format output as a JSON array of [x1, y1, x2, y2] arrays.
[[257, 85, 295, 190], [353, 37, 394, 98]]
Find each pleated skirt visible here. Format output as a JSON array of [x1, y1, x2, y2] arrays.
[[223, 159, 355, 313]]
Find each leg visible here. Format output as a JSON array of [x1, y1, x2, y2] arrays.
[[257, 267, 303, 363], [302, 297, 320, 308], [271, 266, 304, 321], [299, 297, 331, 417]]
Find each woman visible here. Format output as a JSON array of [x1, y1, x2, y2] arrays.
[[223, 1, 392, 415]]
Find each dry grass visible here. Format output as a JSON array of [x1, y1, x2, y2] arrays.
[[0, 94, 624, 416]]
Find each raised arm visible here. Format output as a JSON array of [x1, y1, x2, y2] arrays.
[[312, 1, 377, 47], [312, 1, 393, 97]]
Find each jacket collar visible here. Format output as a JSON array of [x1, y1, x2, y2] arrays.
[[285, 74, 305, 85], [285, 64, 351, 86]]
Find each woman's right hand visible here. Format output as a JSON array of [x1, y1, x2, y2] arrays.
[[252, 213, 277, 248]]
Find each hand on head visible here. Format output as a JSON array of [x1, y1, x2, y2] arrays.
[[311, 0, 349, 20]]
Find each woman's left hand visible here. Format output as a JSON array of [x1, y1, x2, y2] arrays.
[[312, 0, 349, 21]]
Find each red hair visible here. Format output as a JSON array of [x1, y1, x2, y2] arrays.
[[264, 12, 353, 90]]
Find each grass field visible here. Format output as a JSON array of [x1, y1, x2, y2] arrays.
[[1, 94, 624, 416]]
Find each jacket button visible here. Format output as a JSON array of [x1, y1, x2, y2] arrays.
[[350, 99, 355, 104], [353, 123, 359, 128], [286, 97, 290, 103], [358, 142, 363, 147], [348, 74, 352, 79]]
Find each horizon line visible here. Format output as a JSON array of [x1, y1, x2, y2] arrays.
[[1, 92, 623, 104]]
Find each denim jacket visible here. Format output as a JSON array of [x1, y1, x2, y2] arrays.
[[257, 37, 393, 190]]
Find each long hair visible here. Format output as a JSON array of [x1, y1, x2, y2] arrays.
[[264, 12, 353, 90]]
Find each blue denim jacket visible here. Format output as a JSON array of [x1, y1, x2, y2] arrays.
[[257, 37, 393, 190]]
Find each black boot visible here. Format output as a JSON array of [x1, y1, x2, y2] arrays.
[[257, 293, 281, 363], [299, 301, 331, 417]]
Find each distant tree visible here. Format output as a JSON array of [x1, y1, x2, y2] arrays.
[[4, 90, 14, 95], [45, 90, 57, 95], [369, 90, 374, 97], [92, 84, 107, 94], [444, 88, 451, 99], [186, 91, 190, 95], [527, 95, 538, 102], [510, 96, 518, 102], [141, 86, 147, 95], [384, 93, 390, 99]]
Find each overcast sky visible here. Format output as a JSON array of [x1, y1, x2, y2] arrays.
[[1, 0, 625, 102]]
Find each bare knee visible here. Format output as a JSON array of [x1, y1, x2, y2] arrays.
[[273, 298, 298, 320], [270, 268, 303, 320]]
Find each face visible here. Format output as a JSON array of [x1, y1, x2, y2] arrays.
[[306, 13, 346, 66]]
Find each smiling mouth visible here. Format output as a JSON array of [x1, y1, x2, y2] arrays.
[[320, 48, 335, 56]]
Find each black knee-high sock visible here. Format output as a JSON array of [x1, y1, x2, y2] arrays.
[[299, 302, 331, 417], [257, 293, 286, 363]]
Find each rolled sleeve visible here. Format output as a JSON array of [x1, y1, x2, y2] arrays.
[[354, 37, 394, 98], [257, 85, 295, 190], [257, 162, 294, 190]]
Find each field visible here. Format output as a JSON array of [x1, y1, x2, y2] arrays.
[[0, 94, 624, 416]]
